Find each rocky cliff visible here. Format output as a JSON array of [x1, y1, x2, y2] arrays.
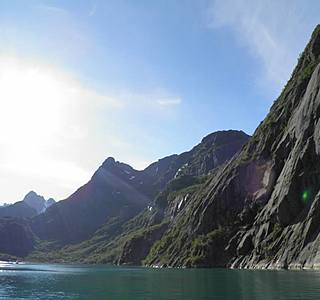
[[143, 25, 320, 269]]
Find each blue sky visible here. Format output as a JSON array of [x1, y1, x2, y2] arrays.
[[0, 0, 319, 203]]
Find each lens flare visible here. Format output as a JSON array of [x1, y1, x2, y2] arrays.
[[302, 190, 311, 204]]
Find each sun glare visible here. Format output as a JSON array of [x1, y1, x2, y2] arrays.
[[0, 58, 65, 147], [0, 57, 93, 195]]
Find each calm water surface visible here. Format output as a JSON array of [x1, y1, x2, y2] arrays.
[[0, 262, 319, 299]]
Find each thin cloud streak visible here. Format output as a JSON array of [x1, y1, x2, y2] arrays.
[[36, 4, 68, 15], [89, 4, 97, 17], [118, 90, 182, 110], [207, 0, 308, 92], [157, 97, 182, 107]]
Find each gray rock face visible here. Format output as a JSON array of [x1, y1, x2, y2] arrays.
[[232, 62, 320, 270], [208, 26, 320, 270]]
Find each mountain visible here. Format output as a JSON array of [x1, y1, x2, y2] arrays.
[[0, 191, 55, 219], [6, 28, 320, 269], [138, 25, 320, 269], [23, 191, 56, 214], [1, 129, 243, 262], [31, 158, 153, 244], [55, 25, 320, 269], [30, 130, 248, 246], [3, 23, 320, 269], [26, 130, 249, 263]]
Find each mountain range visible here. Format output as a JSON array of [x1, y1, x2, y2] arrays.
[[1, 25, 320, 270], [0, 130, 249, 260]]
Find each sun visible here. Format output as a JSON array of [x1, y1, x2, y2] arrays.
[[0, 56, 93, 194], [0, 57, 65, 148]]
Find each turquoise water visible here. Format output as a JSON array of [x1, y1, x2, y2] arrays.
[[0, 262, 320, 299]]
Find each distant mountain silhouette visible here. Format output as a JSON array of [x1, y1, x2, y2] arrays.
[[0, 191, 55, 218], [23, 191, 56, 214]]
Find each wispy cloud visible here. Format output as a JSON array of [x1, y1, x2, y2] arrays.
[[118, 89, 182, 110], [89, 3, 97, 17], [36, 4, 68, 15], [157, 97, 182, 107], [207, 0, 311, 92]]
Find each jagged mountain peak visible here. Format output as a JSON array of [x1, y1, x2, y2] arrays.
[[23, 190, 45, 202], [102, 156, 116, 167], [46, 198, 56, 206], [100, 157, 135, 173], [23, 191, 55, 214], [24, 190, 39, 198]]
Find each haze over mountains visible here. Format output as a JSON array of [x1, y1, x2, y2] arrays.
[[1, 26, 320, 270]]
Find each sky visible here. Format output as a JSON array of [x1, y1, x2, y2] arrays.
[[0, 0, 319, 204]]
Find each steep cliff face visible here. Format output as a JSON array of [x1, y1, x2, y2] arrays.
[[144, 25, 320, 269], [233, 32, 320, 269]]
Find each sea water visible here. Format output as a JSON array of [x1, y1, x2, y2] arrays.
[[0, 262, 319, 299]]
